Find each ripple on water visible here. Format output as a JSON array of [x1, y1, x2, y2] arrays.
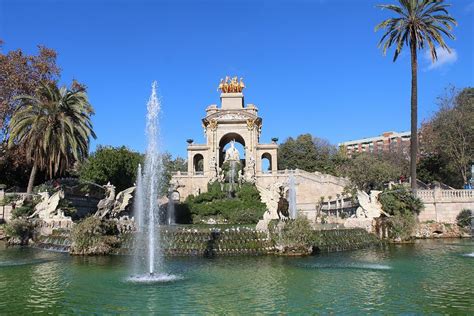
[[126, 273, 184, 284], [301, 262, 392, 271], [0, 258, 52, 267], [462, 252, 474, 257]]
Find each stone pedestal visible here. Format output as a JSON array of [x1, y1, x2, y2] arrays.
[[220, 93, 244, 109]]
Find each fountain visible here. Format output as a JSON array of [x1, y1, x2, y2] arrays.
[[166, 191, 175, 225], [288, 174, 297, 219], [228, 160, 237, 197], [129, 81, 178, 283]]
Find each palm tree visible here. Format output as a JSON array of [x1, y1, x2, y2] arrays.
[[375, 0, 456, 192], [8, 81, 96, 195]]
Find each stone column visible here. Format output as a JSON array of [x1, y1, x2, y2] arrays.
[[187, 150, 194, 175], [433, 187, 441, 223], [271, 153, 278, 173]]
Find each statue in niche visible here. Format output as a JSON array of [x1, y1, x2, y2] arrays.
[[209, 156, 219, 182], [224, 140, 240, 161], [248, 156, 255, 171], [244, 156, 256, 183], [238, 169, 244, 184]]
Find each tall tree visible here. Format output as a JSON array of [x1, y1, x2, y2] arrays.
[[0, 41, 63, 187], [337, 153, 407, 192], [8, 82, 96, 194], [278, 134, 337, 174], [375, 0, 457, 192], [420, 87, 474, 187], [0, 41, 60, 137]]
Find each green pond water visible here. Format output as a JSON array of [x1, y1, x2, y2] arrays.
[[0, 239, 473, 314]]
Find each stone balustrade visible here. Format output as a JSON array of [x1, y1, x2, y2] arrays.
[[171, 171, 189, 176], [416, 189, 474, 202], [416, 189, 474, 223]]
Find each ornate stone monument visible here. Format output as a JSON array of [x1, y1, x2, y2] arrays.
[[172, 77, 279, 198], [171, 77, 350, 229]]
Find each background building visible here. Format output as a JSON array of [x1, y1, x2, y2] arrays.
[[339, 131, 410, 157]]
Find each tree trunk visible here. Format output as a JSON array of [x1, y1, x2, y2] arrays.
[[410, 37, 418, 193], [26, 163, 37, 196]]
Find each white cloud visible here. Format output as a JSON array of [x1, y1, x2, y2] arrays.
[[424, 46, 457, 70]]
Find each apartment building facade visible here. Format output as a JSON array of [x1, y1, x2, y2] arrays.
[[339, 131, 411, 157]]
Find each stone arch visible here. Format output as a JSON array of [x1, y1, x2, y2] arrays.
[[193, 154, 204, 173], [218, 132, 246, 167], [261, 152, 272, 172]]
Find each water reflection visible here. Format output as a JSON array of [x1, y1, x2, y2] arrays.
[[26, 261, 64, 312], [0, 239, 473, 314]]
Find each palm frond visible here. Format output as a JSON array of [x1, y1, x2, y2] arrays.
[[375, 0, 456, 62]]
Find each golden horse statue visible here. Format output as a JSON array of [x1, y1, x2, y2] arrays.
[[217, 76, 245, 93]]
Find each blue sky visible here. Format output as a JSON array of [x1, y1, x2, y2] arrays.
[[1, 0, 473, 158]]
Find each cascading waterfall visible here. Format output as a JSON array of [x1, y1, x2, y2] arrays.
[[129, 81, 178, 282], [288, 174, 297, 219], [167, 194, 175, 225], [229, 160, 236, 195]]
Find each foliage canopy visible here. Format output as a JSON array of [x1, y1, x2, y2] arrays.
[[79, 146, 143, 192], [184, 182, 266, 224], [419, 87, 474, 188], [8, 81, 96, 194], [378, 185, 423, 216]]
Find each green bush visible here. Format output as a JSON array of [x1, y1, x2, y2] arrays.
[[226, 208, 263, 225], [184, 182, 266, 224], [379, 186, 423, 216], [387, 212, 416, 241], [70, 217, 121, 255], [456, 209, 472, 228], [0, 194, 19, 207], [57, 199, 77, 219], [378, 186, 421, 241], [5, 218, 35, 245], [33, 182, 57, 195], [269, 217, 315, 254], [221, 160, 242, 182], [11, 202, 36, 219]]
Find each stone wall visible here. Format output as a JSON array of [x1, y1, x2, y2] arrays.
[[34, 226, 381, 257], [256, 170, 349, 213], [418, 201, 474, 223], [312, 228, 381, 253], [173, 169, 349, 212], [416, 189, 474, 223], [171, 173, 210, 201]]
